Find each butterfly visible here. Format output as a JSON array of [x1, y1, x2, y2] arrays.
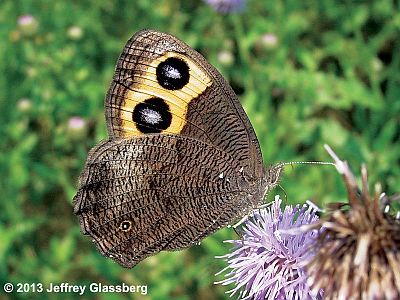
[[73, 29, 282, 268]]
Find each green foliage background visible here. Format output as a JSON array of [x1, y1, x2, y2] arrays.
[[1, 0, 399, 299]]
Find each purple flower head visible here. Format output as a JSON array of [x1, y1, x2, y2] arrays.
[[260, 33, 278, 49], [216, 197, 322, 300], [67, 116, 87, 139], [204, 0, 246, 14], [18, 15, 36, 27], [68, 116, 86, 130], [17, 14, 39, 36]]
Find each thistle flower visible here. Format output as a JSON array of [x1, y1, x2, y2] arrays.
[[68, 116, 86, 130], [259, 33, 278, 49], [305, 145, 400, 299], [215, 196, 322, 299], [204, 0, 246, 14], [17, 14, 39, 36], [67, 116, 87, 139]]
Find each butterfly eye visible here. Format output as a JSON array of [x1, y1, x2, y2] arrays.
[[156, 57, 189, 90], [120, 220, 132, 232]]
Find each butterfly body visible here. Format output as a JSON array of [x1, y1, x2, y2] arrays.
[[73, 30, 281, 268]]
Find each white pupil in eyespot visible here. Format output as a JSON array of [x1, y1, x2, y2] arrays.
[[164, 65, 181, 79], [121, 221, 131, 230], [140, 108, 162, 125]]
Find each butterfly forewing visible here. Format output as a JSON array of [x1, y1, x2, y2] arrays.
[[105, 29, 263, 178]]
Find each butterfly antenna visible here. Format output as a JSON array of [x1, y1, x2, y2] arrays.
[[281, 161, 335, 168]]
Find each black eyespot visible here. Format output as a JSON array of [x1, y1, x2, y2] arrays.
[[120, 220, 132, 232], [156, 57, 190, 90], [132, 97, 172, 134]]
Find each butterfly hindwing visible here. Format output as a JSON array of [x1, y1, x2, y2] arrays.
[[73, 135, 256, 268]]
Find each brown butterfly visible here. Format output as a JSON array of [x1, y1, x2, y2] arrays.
[[73, 29, 282, 268]]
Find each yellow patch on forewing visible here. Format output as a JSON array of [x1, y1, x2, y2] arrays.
[[119, 52, 212, 137]]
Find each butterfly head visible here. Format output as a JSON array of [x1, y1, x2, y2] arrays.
[[263, 163, 283, 194]]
